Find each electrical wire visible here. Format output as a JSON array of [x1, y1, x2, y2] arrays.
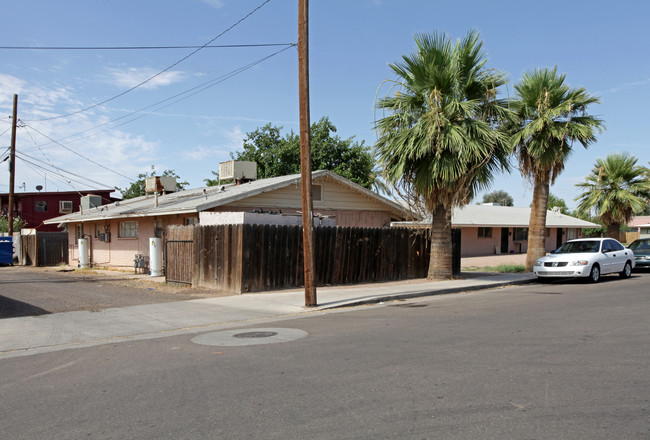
[[25, 0, 272, 122], [16, 153, 114, 191], [21, 123, 135, 181], [21, 126, 116, 195], [17, 155, 118, 207], [23, 125, 77, 189], [13, 156, 67, 192], [0, 43, 293, 50], [23, 45, 294, 152]]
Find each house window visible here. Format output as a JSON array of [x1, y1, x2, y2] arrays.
[[119, 221, 138, 238], [35, 200, 48, 212], [185, 217, 199, 226], [513, 227, 528, 241], [478, 227, 492, 238], [312, 184, 322, 202]]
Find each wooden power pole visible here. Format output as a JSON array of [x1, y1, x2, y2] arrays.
[[298, 0, 316, 306], [7, 94, 17, 236]]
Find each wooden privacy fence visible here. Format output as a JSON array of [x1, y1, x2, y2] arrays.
[[19, 232, 68, 266], [166, 224, 453, 293]]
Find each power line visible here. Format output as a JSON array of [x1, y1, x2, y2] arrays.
[[16, 152, 114, 190], [25, 0, 272, 122], [21, 124, 136, 181], [23, 45, 294, 152], [21, 125, 111, 192], [0, 43, 293, 50], [16, 154, 118, 206]]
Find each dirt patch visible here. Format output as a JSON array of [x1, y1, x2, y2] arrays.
[[0, 266, 235, 318]]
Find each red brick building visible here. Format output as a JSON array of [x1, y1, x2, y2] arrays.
[[1, 190, 117, 232]]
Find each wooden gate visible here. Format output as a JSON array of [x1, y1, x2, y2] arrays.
[[165, 239, 194, 284], [37, 232, 68, 266]]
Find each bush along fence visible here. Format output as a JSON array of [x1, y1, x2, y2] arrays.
[[165, 224, 456, 293]]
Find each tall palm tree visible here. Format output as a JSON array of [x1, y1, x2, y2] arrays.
[[510, 67, 603, 270], [575, 153, 650, 238], [375, 31, 512, 279]]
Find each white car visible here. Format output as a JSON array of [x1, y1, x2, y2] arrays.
[[533, 238, 635, 283]]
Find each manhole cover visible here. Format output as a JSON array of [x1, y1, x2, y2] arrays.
[[233, 331, 278, 339], [191, 328, 308, 347]]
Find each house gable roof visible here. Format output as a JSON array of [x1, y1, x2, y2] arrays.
[[392, 204, 599, 228], [44, 170, 412, 224]]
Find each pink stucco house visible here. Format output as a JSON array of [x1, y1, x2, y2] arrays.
[[393, 204, 599, 257], [45, 170, 413, 269]]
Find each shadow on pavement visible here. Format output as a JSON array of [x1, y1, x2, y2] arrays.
[[0, 296, 51, 319]]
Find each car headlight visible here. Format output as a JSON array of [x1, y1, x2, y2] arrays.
[[570, 260, 589, 266], [534, 259, 543, 266]]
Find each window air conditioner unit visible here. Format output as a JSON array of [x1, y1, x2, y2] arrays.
[[59, 200, 73, 214]]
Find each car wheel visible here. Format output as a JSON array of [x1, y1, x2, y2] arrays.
[[619, 261, 632, 279], [589, 264, 600, 283]]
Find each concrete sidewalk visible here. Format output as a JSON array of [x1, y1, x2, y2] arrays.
[[0, 271, 536, 359]]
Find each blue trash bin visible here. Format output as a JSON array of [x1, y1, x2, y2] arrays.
[[0, 236, 14, 265]]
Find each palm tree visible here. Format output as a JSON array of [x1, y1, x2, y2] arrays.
[[375, 31, 512, 279], [575, 153, 650, 238], [510, 67, 603, 270]]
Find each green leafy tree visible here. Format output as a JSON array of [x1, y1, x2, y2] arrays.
[[529, 193, 569, 214], [230, 117, 376, 189], [119, 167, 188, 199], [575, 153, 650, 238], [510, 67, 603, 270], [482, 190, 514, 206], [0, 215, 25, 233], [204, 171, 220, 187], [571, 210, 606, 237], [547, 193, 569, 214], [375, 31, 513, 279]]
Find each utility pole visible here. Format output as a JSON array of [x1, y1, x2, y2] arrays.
[[7, 94, 17, 236], [298, 0, 316, 306]]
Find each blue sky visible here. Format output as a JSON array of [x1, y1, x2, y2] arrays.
[[1, 0, 648, 210]]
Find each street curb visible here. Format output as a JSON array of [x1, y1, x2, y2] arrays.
[[316, 277, 537, 310]]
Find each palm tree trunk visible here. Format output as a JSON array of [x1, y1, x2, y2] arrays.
[[525, 174, 550, 271], [428, 202, 453, 280], [606, 223, 620, 240]]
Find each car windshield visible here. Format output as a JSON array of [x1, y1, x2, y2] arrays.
[[555, 240, 600, 254], [629, 240, 650, 250]]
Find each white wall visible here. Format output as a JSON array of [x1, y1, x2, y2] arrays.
[[199, 211, 335, 227]]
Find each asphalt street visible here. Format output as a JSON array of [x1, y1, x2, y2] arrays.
[[1, 273, 649, 439]]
